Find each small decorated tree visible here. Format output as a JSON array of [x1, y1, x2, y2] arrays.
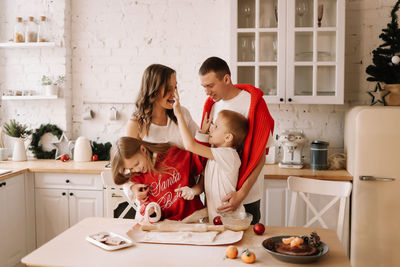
[[366, 1, 400, 83]]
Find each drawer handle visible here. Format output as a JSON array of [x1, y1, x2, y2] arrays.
[[65, 179, 70, 184], [359, 175, 395, 182], [111, 193, 123, 198], [70, 192, 74, 196], [62, 192, 66, 196]]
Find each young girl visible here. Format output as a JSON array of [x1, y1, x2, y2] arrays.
[[173, 90, 249, 221], [111, 137, 204, 221]]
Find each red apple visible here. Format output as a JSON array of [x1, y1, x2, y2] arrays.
[[253, 223, 265, 235], [213, 216, 223, 225]]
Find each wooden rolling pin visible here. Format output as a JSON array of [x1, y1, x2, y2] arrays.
[[141, 223, 225, 232]]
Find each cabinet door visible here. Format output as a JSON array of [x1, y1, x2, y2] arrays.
[[286, 0, 345, 104], [35, 188, 69, 247], [68, 190, 103, 227], [0, 175, 27, 267], [262, 179, 288, 226]]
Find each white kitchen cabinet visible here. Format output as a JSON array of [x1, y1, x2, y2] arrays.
[[232, 0, 345, 104], [0, 174, 27, 267], [34, 173, 103, 247]]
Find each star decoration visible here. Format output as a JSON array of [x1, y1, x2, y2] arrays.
[[368, 83, 390, 106], [52, 132, 72, 159]]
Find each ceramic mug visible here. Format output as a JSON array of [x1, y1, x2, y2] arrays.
[[83, 109, 94, 120], [109, 107, 118, 121], [0, 148, 8, 161]]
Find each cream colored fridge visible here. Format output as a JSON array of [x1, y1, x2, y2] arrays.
[[345, 106, 400, 267]]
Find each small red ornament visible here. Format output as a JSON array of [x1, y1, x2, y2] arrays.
[[213, 216, 223, 225], [253, 223, 265, 235], [60, 154, 69, 162], [92, 154, 98, 161]]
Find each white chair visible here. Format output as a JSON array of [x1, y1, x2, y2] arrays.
[[287, 176, 352, 242], [101, 171, 139, 219]]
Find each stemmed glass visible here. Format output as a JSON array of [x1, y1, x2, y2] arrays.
[[296, 0, 309, 27], [318, 4, 324, 27], [240, 37, 249, 61], [243, 3, 252, 27]]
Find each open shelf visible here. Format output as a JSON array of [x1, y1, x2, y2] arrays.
[[0, 42, 57, 48], [1, 95, 58, 100]]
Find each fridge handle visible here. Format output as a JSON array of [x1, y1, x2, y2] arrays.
[[359, 175, 395, 182]]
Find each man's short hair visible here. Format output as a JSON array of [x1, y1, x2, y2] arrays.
[[199, 57, 231, 80]]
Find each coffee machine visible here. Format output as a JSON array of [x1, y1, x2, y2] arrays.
[[277, 130, 305, 169]]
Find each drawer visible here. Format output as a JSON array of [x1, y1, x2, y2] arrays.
[[35, 173, 102, 190]]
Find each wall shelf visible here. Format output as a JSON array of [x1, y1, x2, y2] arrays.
[[0, 42, 57, 48], [1, 95, 58, 100]]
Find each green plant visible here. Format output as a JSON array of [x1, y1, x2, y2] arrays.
[[91, 141, 112, 160], [3, 119, 32, 138], [41, 75, 65, 86]]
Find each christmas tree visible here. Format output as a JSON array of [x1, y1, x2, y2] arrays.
[[366, 0, 400, 84]]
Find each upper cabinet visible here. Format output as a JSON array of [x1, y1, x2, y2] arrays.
[[231, 0, 345, 104]]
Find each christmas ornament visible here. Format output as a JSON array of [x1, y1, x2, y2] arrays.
[[29, 124, 63, 159], [52, 132, 72, 159], [368, 83, 390, 106], [392, 55, 400, 65]]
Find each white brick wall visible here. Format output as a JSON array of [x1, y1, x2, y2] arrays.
[[0, 0, 394, 162]]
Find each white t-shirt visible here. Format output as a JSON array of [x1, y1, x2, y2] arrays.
[[142, 106, 198, 149], [204, 147, 245, 220], [209, 90, 269, 204]]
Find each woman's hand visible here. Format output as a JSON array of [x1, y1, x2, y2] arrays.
[[131, 183, 150, 203], [175, 186, 196, 200], [173, 89, 182, 117], [200, 112, 213, 134]]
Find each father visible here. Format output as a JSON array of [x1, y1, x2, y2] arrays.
[[199, 57, 274, 224]]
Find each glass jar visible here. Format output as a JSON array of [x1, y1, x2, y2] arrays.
[[13, 17, 25, 43], [25, 16, 38, 42], [37, 16, 48, 42]]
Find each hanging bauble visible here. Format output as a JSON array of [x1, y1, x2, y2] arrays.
[[391, 55, 400, 65]]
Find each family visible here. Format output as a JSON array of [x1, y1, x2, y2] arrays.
[[111, 57, 274, 224]]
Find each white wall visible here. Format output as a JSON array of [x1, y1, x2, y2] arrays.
[[0, 0, 395, 161]]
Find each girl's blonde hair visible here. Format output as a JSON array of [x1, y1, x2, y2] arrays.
[[111, 136, 170, 185], [132, 64, 177, 136]]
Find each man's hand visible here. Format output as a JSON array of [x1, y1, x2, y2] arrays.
[[131, 183, 150, 203], [200, 112, 213, 134], [217, 191, 245, 213]]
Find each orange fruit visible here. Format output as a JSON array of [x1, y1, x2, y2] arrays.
[[241, 249, 256, 264], [225, 245, 238, 259], [282, 236, 295, 245]]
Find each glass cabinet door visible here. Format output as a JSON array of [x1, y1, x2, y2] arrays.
[[286, 0, 344, 104], [234, 0, 286, 103]]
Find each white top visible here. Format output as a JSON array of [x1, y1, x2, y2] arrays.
[[142, 106, 198, 149], [204, 147, 245, 220], [209, 90, 267, 204]]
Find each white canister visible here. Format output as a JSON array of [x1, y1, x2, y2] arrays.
[[73, 136, 92, 162]]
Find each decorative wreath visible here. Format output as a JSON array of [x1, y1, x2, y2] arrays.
[[29, 124, 63, 159]]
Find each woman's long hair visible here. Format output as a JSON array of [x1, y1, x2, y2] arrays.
[[133, 64, 177, 136], [111, 136, 170, 185]]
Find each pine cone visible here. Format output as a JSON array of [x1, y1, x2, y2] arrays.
[[309, 232, 321, 247]]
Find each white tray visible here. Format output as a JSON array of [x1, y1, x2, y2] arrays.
[[127, 227, 243, 246], [86, 232, 134, 251]]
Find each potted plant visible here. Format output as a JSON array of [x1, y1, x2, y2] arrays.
[[41, 75, 65, 96], [366, 1, 400, 105], [3, 119, 32, 161]]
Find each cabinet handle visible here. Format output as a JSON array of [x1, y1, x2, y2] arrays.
[[3, 182, 6, 186], [280, 98, 284, 102], [288, 98, 292, 102], [62, 192, 66, 196], [0, 183, 2, 188], [359, 175, 395, 182], [70, 192, 74, 196], [65, 179, 70, 183]]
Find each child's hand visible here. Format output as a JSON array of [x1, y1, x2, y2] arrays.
[[175, 186, 195, 200], [173, 89, 182, 117], [200, 112, 213, 134], [131, 183, 150, 203]]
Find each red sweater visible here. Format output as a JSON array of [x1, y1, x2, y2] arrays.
[[130, 146, 205, 221], [201, 84, 274, 190]]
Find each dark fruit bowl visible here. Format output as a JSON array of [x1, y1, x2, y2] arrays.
[[262, 235, 329, 264]]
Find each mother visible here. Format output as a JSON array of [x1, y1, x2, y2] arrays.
[[125, 64, 203, 211]]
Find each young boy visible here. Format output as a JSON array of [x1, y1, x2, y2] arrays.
[[173, 90, 249, 220]]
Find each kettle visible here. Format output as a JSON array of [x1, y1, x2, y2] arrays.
[[71, 136, 92, 162]]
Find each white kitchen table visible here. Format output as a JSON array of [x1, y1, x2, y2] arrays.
[[22, 217, 350, 267]]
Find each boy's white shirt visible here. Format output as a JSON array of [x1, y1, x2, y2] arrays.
[[207, 90, 272, 204], [204, 146, 245, 220]]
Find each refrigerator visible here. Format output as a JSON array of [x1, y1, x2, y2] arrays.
[[345, 106, 400, 267]]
